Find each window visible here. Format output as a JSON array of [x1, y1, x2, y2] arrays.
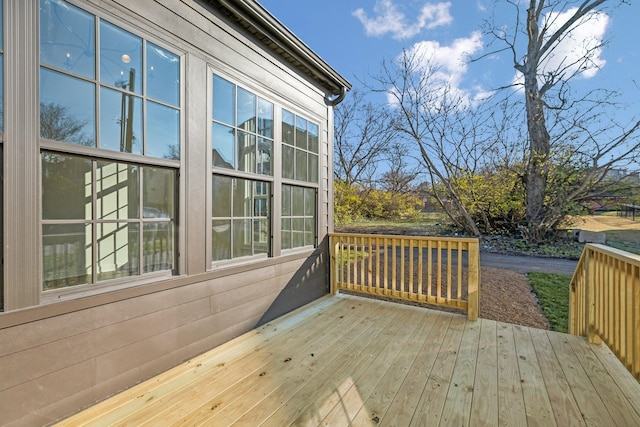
[[211, 74, 273, 263], [41, 153, 176, 290], [282, 109, 318, 183], [281, 185, 316, 250], [212, 75, 273, 174], [39, 0, 180, 290], [40, 0, 181, 158], [211, 175, 269, 261], [281, 109, 319, 249]]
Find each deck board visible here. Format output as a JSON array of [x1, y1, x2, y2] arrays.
[[56, 294, 640, 427]]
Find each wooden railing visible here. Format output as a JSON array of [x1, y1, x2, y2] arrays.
[[570, 243, 640, 380], [329, 233, 479, 321]]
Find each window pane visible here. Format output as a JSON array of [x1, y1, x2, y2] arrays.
[[292, 186, 304, 216], [254, 194, 268, 217], [40, 68, 96, 146], [281, 185, 291, 216], [212, 174, 232, 217], [253, 219, 269, 255], [143, 222, 174, 272], [143, 166, 175, 219], [233, 178, 251, 217], [212, 219, 231, 261], [281, 218, 291, 250], [232, 219, 252, 258], [100, 86, 143, 154], [304, 218, 315, 246], [236, 87, 255, 132], [147, 101, 180, 159], [237, 131, 256, 174], [292, 218, 304, 248], [147, 42, 179, 106], [96, 161, 139, 220], [212, 123, 234, 169], [257, 98, 273, 138], [304, 188, 315, 216], [97, 222, 139, 281], [43, 223, 92, 290], [295, 116, 307, 150], [282, 109, 294, 145], [282, 145, 294, 180], [309, 154, 318, 183], [295, 150, 307, 181], [257, 138, 272, 176], [213, 75, 234, 125], [100, 21, 142, 93], [42, 152, 92, 220], [40, 0, 95, 79], [308, 122, 319, 153]]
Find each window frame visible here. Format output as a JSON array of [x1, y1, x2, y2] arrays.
[[280, 108, 321, 252], [38, 0, 185, 300], [209, 70, 276, 268]]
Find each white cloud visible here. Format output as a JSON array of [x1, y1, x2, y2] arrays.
[[513, 7, 609, 89], [542, 7, 608, 78], [394, 31, 487, 107], [353, 1, 452, 40]]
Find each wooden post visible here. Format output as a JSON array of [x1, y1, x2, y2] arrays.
[[467, 241, 479, 321], [329, 235, 338, 295], [587, 248, 602, 345]]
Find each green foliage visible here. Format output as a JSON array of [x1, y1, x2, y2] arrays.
[[527, 272, 571, 333], [334, 180, 423, 224], [446, 166, 526, 233]]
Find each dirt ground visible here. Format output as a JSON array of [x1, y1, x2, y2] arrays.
[[479, 266, 550, 329]]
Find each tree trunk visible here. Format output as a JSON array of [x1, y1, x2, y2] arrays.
[[523, 2, 551, 242]]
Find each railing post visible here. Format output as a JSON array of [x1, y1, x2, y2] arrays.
[[467, 240, 479, 321], [329, 235, 338, 295], [586, 247, 602, 345]]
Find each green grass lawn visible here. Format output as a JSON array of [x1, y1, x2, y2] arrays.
[[528, 272, 572, 333]]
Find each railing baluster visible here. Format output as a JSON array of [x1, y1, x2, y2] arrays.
[[417, 240, 423, 301], [409, 239, 414, 300], [446, 241, 452, 303], [400, 238, 406, 299], [457, 241, 463, 305], [427, 240, 433, 300], [437, 241, 442, 303]]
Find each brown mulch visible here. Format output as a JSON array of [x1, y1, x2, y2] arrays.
[[479, 266, 550, 330]]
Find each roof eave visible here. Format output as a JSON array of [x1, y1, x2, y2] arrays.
[[209, 0, 352, 99]]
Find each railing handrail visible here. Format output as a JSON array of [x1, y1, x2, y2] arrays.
[[329, 232, 479, 321], [570, 243, 640, 381], [329, 231, 478, 244]]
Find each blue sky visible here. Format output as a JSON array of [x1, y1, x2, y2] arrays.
[[258, 0, 640, 121]]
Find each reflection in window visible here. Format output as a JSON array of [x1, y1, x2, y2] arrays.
[[212, 75, 272, 175], [282, 185, 316, 250], [40, 69, 96, 146], [42, 152, 177, 290], [212, 175, 270, 261], [39, 0, 181, 159], [281, 109, 319, 183]]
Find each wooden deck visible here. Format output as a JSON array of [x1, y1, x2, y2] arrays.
[[57, 294, 640, 426]]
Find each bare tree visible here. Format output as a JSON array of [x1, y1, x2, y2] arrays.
[[379, 141, 420, 195], [334, 89, 395, 187], [485, 0, 640, 240], [369, 49, 509, 236]]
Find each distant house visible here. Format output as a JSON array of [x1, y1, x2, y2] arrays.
[[0, 0, 350, 424]]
